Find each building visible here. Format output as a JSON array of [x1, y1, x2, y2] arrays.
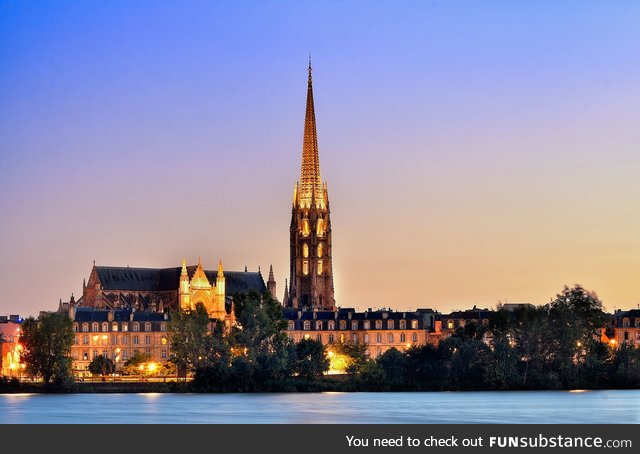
[[285, 308, 433, 357], [611, 309, 640, 346], [285, 61, 336, 311], [0, 315, 23, 377]]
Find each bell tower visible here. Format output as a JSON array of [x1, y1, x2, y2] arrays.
[[288, 60, 336, 310]]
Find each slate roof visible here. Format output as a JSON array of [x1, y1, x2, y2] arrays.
[[73, 307, 169, 323], [94, 266, 266, 295]]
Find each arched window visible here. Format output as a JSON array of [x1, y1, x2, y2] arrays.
[[92, 323, 99, 332], [622, 318, 630, 328], [144, 322, 151, 332], [317, 218, 324, 237], [399, 320, 406, 330], [351, 321, 358, 331], [387, 320, 394, 330], [317, 260, 323, 275], [302, 261, 309, 276], [411, 320, 418, 329], [122, 322, 128, 332], [288, 321, 295, 330], [102, 322, 108, 332], [375, 320, 382, 330], [317, 243, 323, 258], [303, 321, 311, 331], [328, 321, 335, 330], [301, 219, 310, 237], [339, 320, 347, 330], [315, 321, 323, 330], [363, 321, 370, 330], [133, 322, 140, 332], [82, 323, 89, 332], [73, 323, 78, 332], [112, 322, 119, 332], [303, 243, 309, 258]]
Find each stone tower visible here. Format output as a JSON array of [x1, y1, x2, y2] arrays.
[[288, 61, 336, 310]]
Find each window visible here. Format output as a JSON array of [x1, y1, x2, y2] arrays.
[[112, 322, 118, 332], [145, 335, 151, 345], [122, 336, 128, 345], [102, 322, 108, 332], [316, 334, 322, 342], [399, 320, 406, 330], [412, 333, 418, 343], [387, 320, 394, 330], [133, 322, 140, 332], [350, 321, 357, 331], [133, 335, 139, 345], [122, 350, 129, 360], [364, 334, 369, 343], [303, 321, 311, 331], [122, 322, 128, 332], [73, 323, 78, 332], [303, 261, 309, 276], [388, 333, 394, 343], [339, 320, 346, 330], [83, 351, 88, 361], [400, 333, 406, 342], [411, 320, 418, 329], [315, 321, 323, 330], [83, 335, 89, 345], [351, 333, 357, 342], [376, 334, 382, 343], [92, 323, 99, 332], [622, 318, 630, 328], [93, 349, 98, 359], [112, 335, 118, 345], [301, 218, 310, 237], [624, 331, 629, 341], [144, 322, 151, 332], [145, 348, 151, 356], [317, 243, 323, 257], [317, 219, 324, 237], [328, 321, 335, 330], [447, 320, 454, 330], [161, 337, 167, 345], [328, 334, 334, 343], [82, 323, 89, 332], [363, 321, 370, 330], [160, 323, 166, 332], [73, 336, 78, 345], [317, 260, 323, 275], [288, 321, 295, 330], [375, 320, 382, 330], [161, 349, 167, 359], [303, 243, 309, 258], [102, 350, 108, 357]]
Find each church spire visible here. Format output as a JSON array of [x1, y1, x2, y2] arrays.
[[298, 58, 324, 209]]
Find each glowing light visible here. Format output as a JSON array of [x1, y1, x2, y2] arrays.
[[9, 363, 17, 370], [609, 339, 618, 346], [304, 334, 310, 340], [405, 343, 411, 348], [102, 335, 108, 340], [327, 350, 334, 357], [576, 341, 582, 347], [147, 362, 157, 373]]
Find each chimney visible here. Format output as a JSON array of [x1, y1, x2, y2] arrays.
[[108, 311, 114, 322]]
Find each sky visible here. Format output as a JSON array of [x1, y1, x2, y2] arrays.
[[1, 1, 640, 317]]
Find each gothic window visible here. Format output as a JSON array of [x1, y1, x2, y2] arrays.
[[303, 243, 309, 258], [303, 261, 309, 276], [102, 322, 108, 332], [351, 321, 358, 331], [317, 243, 323, 258], [375, 320, 382, 330], [144, 322, 151, 332], [411, 320, 418, 329], [363, 321, 370, 330], [328, 321, 335, 330], [399, 320, 406, 330], [303, 321, 311, 331], [317, 260, 323, 275], [317, 218, 324, 237], [302, 219, 310, 237], [387, 320, 394, 330]]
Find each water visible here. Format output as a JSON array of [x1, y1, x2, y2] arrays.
[[1, 390, 638, 424]]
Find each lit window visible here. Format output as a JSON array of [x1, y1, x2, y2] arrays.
[[301, 219, 310, 237], [315, 321, 323, 330], [303, 321, 311, 331], [316, 219, 324, 237], [303, 261, 309, 276], [112, 322, 118, 332], [303, 243, 309, 258], [317, 243, 323, 257], [447, 320, 454, 330], [328, 321, 335, 330], [122, 323, 128, 332], [317, 260, 323, 275], [411, 320, 418, 329], [102, 322, 108, 332], [161, 337, 167, 345]]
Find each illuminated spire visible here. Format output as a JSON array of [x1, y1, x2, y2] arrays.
[[181, 258, 187, 275], [298, 58, 324, 209], [218, 259, 224, 279]]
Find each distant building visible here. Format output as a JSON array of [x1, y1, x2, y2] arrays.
[[0, 315, 23, 377], [284, 308, 434, 357], [611, 309, 640, 347]]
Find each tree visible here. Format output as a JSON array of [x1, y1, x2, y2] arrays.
[[376, 348, 408, 389], [168, 303, 212, 377], [88, 355, 115, 376], [19, 312, 74, 386], [122, 351, 150, 376], [330, 340, 368, 374], [294, 338, 329, 380]]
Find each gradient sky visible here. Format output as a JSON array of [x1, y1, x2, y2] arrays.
[[1, 1, 640, 317]]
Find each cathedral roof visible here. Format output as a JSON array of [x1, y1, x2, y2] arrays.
[[94, 266, 266, 294]]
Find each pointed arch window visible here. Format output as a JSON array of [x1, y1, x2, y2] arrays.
[[316, 218, 324, 237], [301, 219, 310, 237], [317, 243, 323, 258], [302, 261, 309, 276], [303, 243, 309, 258], [317, 260, 323, 275]]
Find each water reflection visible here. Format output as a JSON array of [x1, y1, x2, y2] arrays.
[[0, 390, 638, 424]]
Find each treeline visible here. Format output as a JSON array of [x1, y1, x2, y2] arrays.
[[176, 286, 640, 392]]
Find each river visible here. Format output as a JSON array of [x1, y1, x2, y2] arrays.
[[1, 390, 638, 424]]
